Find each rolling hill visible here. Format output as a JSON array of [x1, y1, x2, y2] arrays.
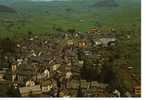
[[0, 5, 16, 13], [92, 0, 119, 7]]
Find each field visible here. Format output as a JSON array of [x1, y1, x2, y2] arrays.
[[0, 0, 140, 36]]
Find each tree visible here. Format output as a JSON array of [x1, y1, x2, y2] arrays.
[[81, 58, 101, 81], [6, 87, 21, 97], [65, 8, 72, 12], [55, 27, 64, 32], [0, 38, 17, 54], [67, 28, 76, 34]]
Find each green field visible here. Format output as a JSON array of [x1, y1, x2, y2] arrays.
[[0, 0, 140, 36]]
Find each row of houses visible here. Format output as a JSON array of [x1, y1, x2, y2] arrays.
[[18, 79, 108, 97]]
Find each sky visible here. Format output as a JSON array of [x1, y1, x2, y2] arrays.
[[32, 0, 56, 1], [31, 0, 68, 1]]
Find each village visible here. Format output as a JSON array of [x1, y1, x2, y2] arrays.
[[0, 28, 141, 97]]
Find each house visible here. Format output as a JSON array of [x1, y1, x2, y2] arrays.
[[52, 64, 61, 71], [11, 63, 17, 74], [68, 80, 80, 89], [100, 38, 116, 46], [0, 72, 4, 79], [92, 39, 102, 47], [72, 80, 108, 96], [41, 80, 53, 93], [113, 89, 121, 97], [26, 80, 35, 87], [0, 69, 6, 79], [83, 50, 92, 56], [93, 38, 116, 47], [19, 85, 42, 96], [11, 64, 17, 82], [95, 87, 105, 96], [78, 40, 88, 48], [124, 91, 131, 97], [78, 60, 84, 65], [17, 64, 35, 84], [67, 40, 74, 46], [91, 32, 117, 47], [134, 86, 141, 96], [91, 81, 108, 88], [92, 81, 108, 96], [89, 28, 97, 33], [80, 80, 89, 89]]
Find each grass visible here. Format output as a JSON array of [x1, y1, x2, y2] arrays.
[[0, 0, 140, 35]]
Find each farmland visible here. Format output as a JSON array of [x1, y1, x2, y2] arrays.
[[0, 0, 140, 36]]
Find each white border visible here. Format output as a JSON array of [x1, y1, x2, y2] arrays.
[[141, 0, 144, 99]]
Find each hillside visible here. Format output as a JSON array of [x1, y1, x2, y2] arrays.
[[92, 0, 119, 7], [0, 5, 16, 13]]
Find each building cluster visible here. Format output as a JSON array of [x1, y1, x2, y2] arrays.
[[0, 29, 141, 97]]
